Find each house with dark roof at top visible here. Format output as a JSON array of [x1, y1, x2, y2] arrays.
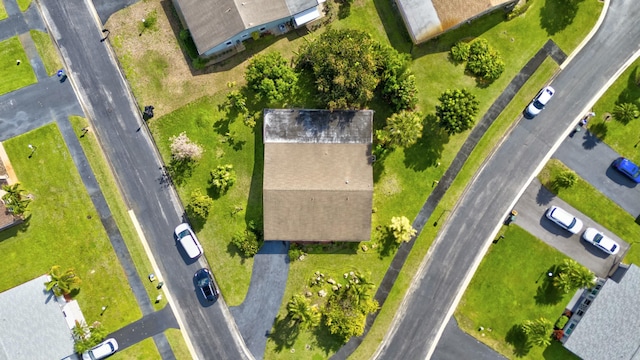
[[263, 109, 374, 242], [561, 264, 640, 360], [172, 0, 323, 62]]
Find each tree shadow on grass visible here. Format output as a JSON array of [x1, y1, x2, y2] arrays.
[[539, 0, 586, 36], [534, 266, 564, 306], [377, 226, 400, 259], [372, 0, 412, 53], [505, 323, 531, 357], [166, 158, 196, 186], [403, 114, 449, 171], [588, 121, 607, 141], [616, 66, 640, 106], [312, 322, 343, 355], [268, 315, 300, 353]]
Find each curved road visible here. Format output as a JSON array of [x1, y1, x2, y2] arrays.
[[374, 1, 640, 359], [37, 0, 251, 358]]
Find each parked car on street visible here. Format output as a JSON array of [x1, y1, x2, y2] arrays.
[[175, 223, 203, 259], [524, 86, 555, 118], [82, 338, 118, 360], [545, 206, 583, 234], [582, 227, 620, 255], [612, 157, 640, 183], [194, 268, 219, 301]]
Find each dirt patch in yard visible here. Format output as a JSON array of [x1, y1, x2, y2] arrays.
[[105, 0, 305, 117]]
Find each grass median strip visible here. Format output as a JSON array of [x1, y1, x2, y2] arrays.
[[30, 30, 64, 76]]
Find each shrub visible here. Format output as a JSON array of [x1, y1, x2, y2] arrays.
[[231, 223, 263, 257], [554, 170, 577, 189], [187, 189, 213, 222], [209, 164, 236, 194], [450, 41, 470, 62], [555, 315, 569, 329], [169, 132, 203, 161], [436, 88, 480, 135], [507, 1, 531, 20], [612, 102, 639, 124], [466, 38, 505, 82], [388, 216, 417, 243]]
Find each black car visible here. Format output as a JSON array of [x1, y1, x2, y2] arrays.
[[194, 268, 219, 301]]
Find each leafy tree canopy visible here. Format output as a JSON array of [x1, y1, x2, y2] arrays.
[[435, 89, 480, 135], [245, 52, 298, 104]]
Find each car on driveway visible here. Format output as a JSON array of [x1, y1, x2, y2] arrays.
[[612, 157, 640, 183], [82, 338, 118, 360], [175, 223, 203, 259], [194, 268, 219, 301], [582, 227, 620, 255], [524, 86, 555, 118], [545, 206, 583, 234]]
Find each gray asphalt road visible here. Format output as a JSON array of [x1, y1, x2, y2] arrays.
[[432, 317, 506, 360], [554, 128, 640, 217], [514, 179, 627, 278], [374, 1, 640, 359], [38, 0, 250, 358]]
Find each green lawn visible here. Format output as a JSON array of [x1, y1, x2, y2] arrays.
[[17, 0, 31, 12], [142, 0, 602, 358], [0, 36, 37, 95], [539, 159, 640, 264], [112, 337, 159, 359], [0, 2, 8, 21], [455, 225, 579, 360], [590, 57, 640, 164], [0, 124, 140, 333], [30, 30, 64, 76]]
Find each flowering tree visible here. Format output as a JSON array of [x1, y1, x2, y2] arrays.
[[169, 132, 203, 161]]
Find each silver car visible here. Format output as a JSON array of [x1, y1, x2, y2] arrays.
[[82, 338, 118, 360]]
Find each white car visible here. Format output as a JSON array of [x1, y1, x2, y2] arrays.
[[524, 86, 555, 118], [82, 338, 118, 360], [582, 227, 620, 255], [175, 223, 203, 259], [545, 206, 583, 234]]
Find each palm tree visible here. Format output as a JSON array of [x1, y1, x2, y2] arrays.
[[521, 317, 553, 347], [613, 103, 639, 124], [44, 265, 82, 296], [286, 295, 320, 330], [554, 259, 595, 293], [2, 183, 31, 216]]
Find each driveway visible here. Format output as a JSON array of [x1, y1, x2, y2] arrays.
[[553, 128, 640, 217], [514, 179, 628, 278]]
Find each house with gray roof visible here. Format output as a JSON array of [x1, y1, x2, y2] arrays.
[[396, 0, 517, 44], [0, 275, 86, 359], [263, 109, 374, 242], [172, 0, 323, 61], [562, 264, 640, 360]]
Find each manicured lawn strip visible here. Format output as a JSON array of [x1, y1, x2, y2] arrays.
[[539, 159, 640, 264], [590, 57, 640, 164], [165, 329, 193, 360], [0, 124, 140, 332], [16, 0, 31, 12], [0, 36, 37, 95], [349, 57, 560, 360], [0, 2, 8, 21], [69, 116, 166, 312], [30, 30, 64, 76], [455, 225, 578, 360], [112, 337, 159, 359], [149, 93, 256, 306]]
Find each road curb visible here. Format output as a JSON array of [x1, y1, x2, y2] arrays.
[[561, 0, 610, 70]]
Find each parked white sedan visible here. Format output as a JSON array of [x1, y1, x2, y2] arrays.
[[545, 206, 583, 234], [82, 338, 118, 360], [582, 227, 620, 255]]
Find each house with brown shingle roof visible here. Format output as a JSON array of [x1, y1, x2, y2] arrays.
[[263, 109, 373, 242]]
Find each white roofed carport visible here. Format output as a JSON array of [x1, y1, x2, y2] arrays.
[[294, 7, 320, 27]]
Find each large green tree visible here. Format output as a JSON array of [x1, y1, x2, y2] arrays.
[[245, 52, 297, 104], [388, 216, 417, 243], [435, 89, 480, 135], [44, 265, 82, 296], [297, 29, 380, 110], [465, 38, 505, 82]]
